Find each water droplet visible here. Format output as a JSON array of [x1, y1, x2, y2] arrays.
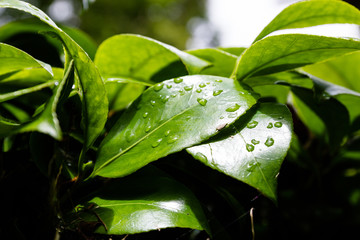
[[267, 123, 273, 129], [166, 84, 172, 89], [199, 83, 206, 88], [196, 89, 202, 93], [197, 98, 207, 106], [274, 122, 282, 128], [215, 79, 223, 83], [251, 139, 260, 145], [145, 125, 152, 133], [185, 116, 191, 120], [179, 89, 185, 95], [213, 90, 223, 96], [151, 138, 163, 148], [150, 100, 156, 106], [142, 112, 149, 118], [246, 144, 255, 152], [228, 113, 237, 118], [220, 116, 224, 119], [278, 116, 284, 119], [54, 81, 59, 86], [247, 121, 258, 129], [184, 85, 193, 91], [246, 161, 258, 172], [164, 130, 171, 137], [167, 135, 179, 144], [226, 104, 240, 112], [125, 130, 135, 142], [161, 95, 170, 103], [206, 82, 210, 85], [174, 77, 183, 83], [195, 152, 208, 162], [154, 83, 164, 91], [171, 94, 177, 98], [265, 137, 274, 147]]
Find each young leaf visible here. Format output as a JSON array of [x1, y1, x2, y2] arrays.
[[187, 48, 238, 77], [0, 0, 109, 149], [92, 75, 258, 178], [75, 167, 210, 235], [235, 34, 360, 81], [0, 43, 53, 77], [254, 0, 360, 42], [187, 103, 293, 202]]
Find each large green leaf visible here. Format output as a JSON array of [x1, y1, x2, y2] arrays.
[[0, 43, 52, 77], [234, 34, 360, 81], [187, 103, 292, 202], [0, 0, 108, 149], [92, 75, 258, 178], [186, 48, 238, 77], [75, 167, 210, 235], [253, 0, 360, 42]]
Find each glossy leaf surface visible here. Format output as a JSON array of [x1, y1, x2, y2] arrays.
[[235, 34, 360, 81], [0, 0, 109, 149], [77, 167, 209, 235], [93, 75, 258, 178], [254, 0, 360, 42], [187, 103, 292, 202]]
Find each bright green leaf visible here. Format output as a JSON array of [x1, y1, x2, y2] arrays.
[[234, 34, 360, 81], [254, 0, 360, 42], [76, 167, 210, 235], [92, 75, 258, 178], [218, 47, 246, 56], [187, 103, 292, 202]]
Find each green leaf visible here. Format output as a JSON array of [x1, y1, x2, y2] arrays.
[[291, 87, 350, 149], [0, 0, 109, 149], [311, 75, 360, 98], [245, 71, 313, 88], [218, 47, 246, 56], [0, 43, 53, 77], [234, 34, 360, 81], [186, 48, 238, 77], [75, 167, 210, 235], [187, 103, 292, 202], [254, 0, 360, 42], [0, 116, 19, 137], [92, 75, 258, 178]]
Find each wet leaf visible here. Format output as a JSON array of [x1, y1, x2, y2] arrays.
[[92, 75, 258, 178]]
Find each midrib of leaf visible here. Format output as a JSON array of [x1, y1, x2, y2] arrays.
[[234, 125, 275, 199], [106, 77, 154, 87], [238, 46, 360, 80], [94, 103, 200, 175]]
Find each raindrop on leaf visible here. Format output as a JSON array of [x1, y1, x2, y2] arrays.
[[199, 83, 206, 88], [196, 89, 202, 93], [265, 137, 275, 147], [197, 98, 207, 106], [251, 139, 260, 145], [167, 135, 179, 144], [154, 83, 164, 92], [213, 90, 223, 96], [174, 77, 183, 83], [274, 122, 283, 128], [226, 104, 240, 112], [247, 121, 258, 129], [195, 152, 208, 162], [184, 85, 193, 91], [142, 112, 149, 118], [246, 144, 255, 152], [267, 123, 273, 129], [151, 138, 163, 148]]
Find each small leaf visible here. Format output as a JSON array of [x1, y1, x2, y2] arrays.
[[254, 0, 360, 42], [0, 43, 53, 77], [75, 167, 210, 235], [187, 48, 238, 77], [92, 75, 258, 178], [187, 103, 293, 202], [0, 116, 19, 137], [234, 34, 360, 81]]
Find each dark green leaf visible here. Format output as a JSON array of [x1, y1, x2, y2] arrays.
[[234, 34, 360, 81], [76, 167, 210, 235], [92, 75, 258, 178], [254, 0, 360, 42], [0, 116, 19, 137], [187, 103, 292, 202]]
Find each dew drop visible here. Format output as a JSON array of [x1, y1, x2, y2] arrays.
[[125, 130, 135, 142], [267, 123, 273, 129], [150, 100, 156, 106], [247, 120, 258, 129], [164, 130, 171, 137], [213, 90, 223, 96], [171, 94, 177, 98], [145, 125, 152, 133], [215, 79, 223, 83], [197, 98, 207, 106], [142, 112, 149, 118], [265, 137, 274, 147], [154, 83, 164, 91], [167, 135, 179, 144], [151, 138, 163, 148], [166, 84, 172, 89], [226, 104, 240, 112], [179, 89, 185, 95], [246, 162, 258, 172], [196, 89, 202, 93], [251, 139, 260, 145], [174, 77, 183, 84], [206, 82, 210, 85], [195, 152, 208, 162], [228, 113, 237, 118], [246, 144, 255, 152], [274, 122, 283, 128], [161, 95, 170, 103], [184, 85, 193, 91], [199, 83, 206, 88], [220, 116, 224, 119]]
